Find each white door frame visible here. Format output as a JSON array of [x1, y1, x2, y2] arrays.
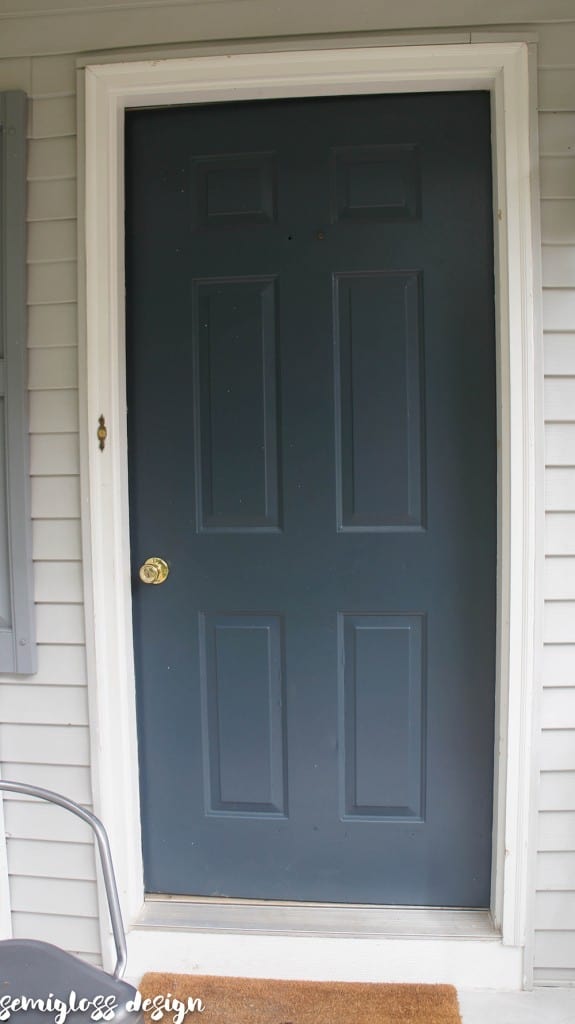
[[81, 41, 541, 986]]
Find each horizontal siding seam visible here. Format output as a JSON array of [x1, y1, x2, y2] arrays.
[[12, 646, 86, 652], [27, 300, 76, 307], [28, 133, 76, 141], [539, 62, 575, 70], [536, 923, 575, 928], [30, 432, 80, 440], [1, 726, 87, 733], [27, 175, 77, 183], [4, 836, 93, 846], [29, 92, 75, 101], [28, 256, 76, 265], [0, 10, 553, 27], [8, 909, 98, 921], [28, 214, 76, 224], [9, 873, 94, 882], [26, 344, 78, 352]]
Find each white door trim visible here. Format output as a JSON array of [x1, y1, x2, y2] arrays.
[[81, 41, 540, 985]]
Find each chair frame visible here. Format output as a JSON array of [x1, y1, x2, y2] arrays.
[[0, 779, 128, 978]]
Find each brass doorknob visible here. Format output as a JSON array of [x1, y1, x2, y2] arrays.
[[139, 557, 169, 585]]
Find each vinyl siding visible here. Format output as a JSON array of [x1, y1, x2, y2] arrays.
[[0, 51, 99, 964], [536, 32, 575, 981], [0, 2, 571, 984]]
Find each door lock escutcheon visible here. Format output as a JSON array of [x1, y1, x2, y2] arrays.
[[139, 557, 169, 585]]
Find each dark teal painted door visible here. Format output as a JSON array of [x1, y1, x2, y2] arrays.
[[125, 92, 496, 906]]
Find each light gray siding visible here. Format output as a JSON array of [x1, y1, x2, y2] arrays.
[[0, 50, 99, 964], [536, 44, 575, 982], [0, 1, 572, 984]]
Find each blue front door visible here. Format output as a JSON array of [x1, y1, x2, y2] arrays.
[[125, 91, 496, 906]]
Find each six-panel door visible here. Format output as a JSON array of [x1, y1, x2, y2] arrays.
[[125, 92, 496, 905]]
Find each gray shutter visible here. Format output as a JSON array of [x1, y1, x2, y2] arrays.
[[0, 91, 36, 674]]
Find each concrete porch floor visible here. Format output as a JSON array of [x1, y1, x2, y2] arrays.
[[458, 989, 575, 1023]]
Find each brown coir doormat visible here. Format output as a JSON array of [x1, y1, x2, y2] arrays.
[[139, 973, 461, 1023]]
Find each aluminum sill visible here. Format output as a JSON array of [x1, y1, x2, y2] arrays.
[[137, 897, 499, 940]]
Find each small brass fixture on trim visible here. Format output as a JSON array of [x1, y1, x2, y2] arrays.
[[97, 414, 107, 451]]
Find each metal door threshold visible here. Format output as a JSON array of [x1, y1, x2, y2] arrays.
[[138, 897, 499, 940]]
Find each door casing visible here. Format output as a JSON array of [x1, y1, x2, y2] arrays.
[[80, 41, 543, 987]]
